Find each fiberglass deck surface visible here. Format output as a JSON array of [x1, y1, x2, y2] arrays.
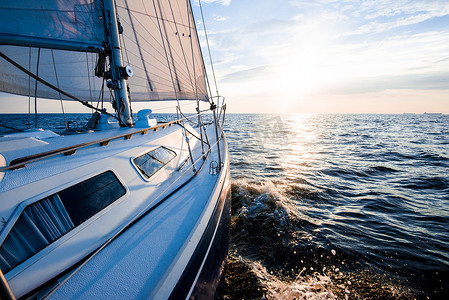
[[50, 132, 221, 299]]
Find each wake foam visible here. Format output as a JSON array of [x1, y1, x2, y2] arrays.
[[220, 180, 420, 299]]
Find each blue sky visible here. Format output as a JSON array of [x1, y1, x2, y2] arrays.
[[195, 0, 449, 113], [1, 0, 448, 114]]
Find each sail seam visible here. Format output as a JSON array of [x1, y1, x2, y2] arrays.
[[123, 0, 154, 92]]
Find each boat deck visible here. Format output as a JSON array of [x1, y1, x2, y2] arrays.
[[40, 125, 229, 299], [0, 120, 230, 299], [51, 155, 222, 298]]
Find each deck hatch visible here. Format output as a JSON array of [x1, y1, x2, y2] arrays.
[[0, 171, 125, 274], [133, 146, 177, 179]]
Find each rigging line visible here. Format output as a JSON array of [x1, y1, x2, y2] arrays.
[[176, 99, 200, 125], [149, 101, 196, 112], [0, 51, 116, 119], [51, 49, 67, 129], [97, 78, 106, 110], [34, 48, 41, 128], [89, 53, 96, 104], [198, 0, 219, 99], [151, 0, 198, 158], [185, 0, 206, 151], [132, 98, 207, 102], [28, 47, 31, 129], [123, 1, 153, 91], [178, 107, 197, 172], [118, 21, 130, 67], [187, 0, 212, 105], [187, 0, 200, 102], [185, 0, 203, 104], [86, 52, 94, 110], [0, 123, 24, 132]]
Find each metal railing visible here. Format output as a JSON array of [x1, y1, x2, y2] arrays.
[[1, 119, 182, 172], [0, 109, 226, 173]]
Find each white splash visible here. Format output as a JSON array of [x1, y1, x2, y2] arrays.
[[238, 256, 336, 300]]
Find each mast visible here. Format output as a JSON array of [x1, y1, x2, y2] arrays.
[[103, 0, 133, 126]]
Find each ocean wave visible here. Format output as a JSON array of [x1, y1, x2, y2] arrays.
[[220, 180, 421, 299]]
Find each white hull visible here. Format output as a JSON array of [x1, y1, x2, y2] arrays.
[[0, 120, 230, 299]]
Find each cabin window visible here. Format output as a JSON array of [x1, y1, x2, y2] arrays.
[[133, 147, 176, 179], [0, 171, 125, 274]]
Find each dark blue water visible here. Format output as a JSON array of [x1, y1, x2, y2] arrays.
[[1, 113, 449, 298], [222, 114, 449, 299]]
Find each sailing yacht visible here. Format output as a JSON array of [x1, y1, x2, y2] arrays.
[[0, 0, 230, 299]]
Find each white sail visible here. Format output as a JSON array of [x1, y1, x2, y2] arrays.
[[0, 1, 105, 51], [0, 46, 103, 102], [0, 0, 209, 104], [116, 0, 208, 102], [0, 0, 105, 102]]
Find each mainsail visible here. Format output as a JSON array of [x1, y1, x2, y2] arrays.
[[0, 0, 209, 104]]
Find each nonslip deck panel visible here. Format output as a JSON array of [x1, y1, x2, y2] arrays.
[[169, 167, 231, 300]]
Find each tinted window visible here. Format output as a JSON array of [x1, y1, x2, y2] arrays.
[[0, 171, 125, 273], [59, 171, 126, 226], [133, 147, 176, 179]]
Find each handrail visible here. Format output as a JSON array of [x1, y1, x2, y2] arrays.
[[0, 119, 184, 172], [0, 110, 219, 173]]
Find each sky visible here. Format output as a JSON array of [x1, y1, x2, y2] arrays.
[[194, 0, 449, 113], [1, 0, 448, 114]]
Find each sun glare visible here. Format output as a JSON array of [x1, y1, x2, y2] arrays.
[[268, 20, 334, 111]]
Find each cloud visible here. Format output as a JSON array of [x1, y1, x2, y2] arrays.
[[204, 18, 297, 54], [290, 0, 449, 36], [338, 0, 449, 35], [200, 0, 231, 6], [201, 0, 449, 113], [213, 15, 227, 22], [220, 66, 273, 83], [324, 71, 449, 94]]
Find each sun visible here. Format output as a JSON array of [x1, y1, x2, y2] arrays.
[[259, 17, 341, 111]]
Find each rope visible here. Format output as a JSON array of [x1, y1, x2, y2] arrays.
[[0, 51, 116, 120], [51, 50, 67, 129], [34, 48, 41, 128], [28, 48, 31, 129], [187, 1, 199, 102], [198, 0, 219, 99], [86, 52, 94, 109], [0, 123, 24, 132], [94, 52, 107, 77]]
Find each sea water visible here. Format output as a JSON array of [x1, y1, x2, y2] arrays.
[[1, 113, 448, 298], [221, 114, 449, 299]]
